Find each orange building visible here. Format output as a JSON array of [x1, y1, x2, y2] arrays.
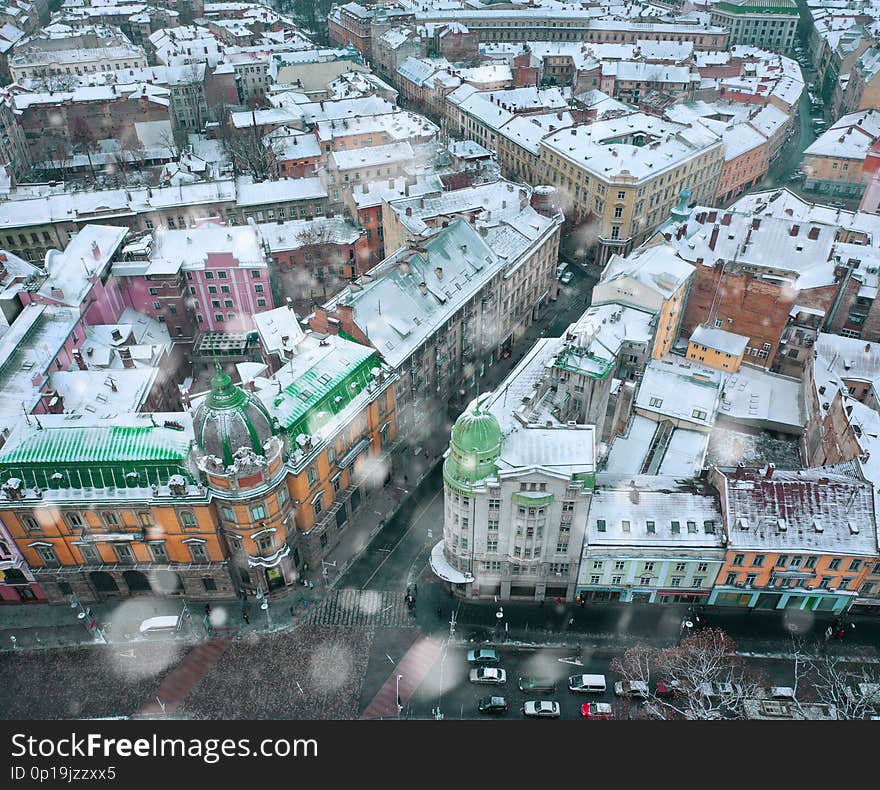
[[686, 324, 748, 372], [0, 332, 397, 604], [708, 465, 878, 614]]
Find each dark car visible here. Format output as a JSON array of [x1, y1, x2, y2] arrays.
[[467, 648, 499, 664], [478, 696, 509, 715], [518, 676, 557, 693]]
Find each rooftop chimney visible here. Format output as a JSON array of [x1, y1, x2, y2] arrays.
[[752, 218, 760, 230], [721, 213, 732, 226], [709, 224, 719, 251], [735, 462, 746, 480], [790, 224, 800, 237], [808, 227, 820, 240], [118, 347, 135, 369], [764, 462, 775, 479]]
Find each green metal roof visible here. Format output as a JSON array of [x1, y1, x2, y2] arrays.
[[0, 425, 190, 466], [712, 0, 797, 13], [443, 394, 502, 489], [267, 340, 381, 438]]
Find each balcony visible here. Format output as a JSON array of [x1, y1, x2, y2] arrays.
[[246, 544, 290, 569]]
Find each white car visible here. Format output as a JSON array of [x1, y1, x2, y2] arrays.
[[614, 680, 649, 699], [560, 271, 573, 284], [522, 700, 560, 718], [469, 667, 507, 685]]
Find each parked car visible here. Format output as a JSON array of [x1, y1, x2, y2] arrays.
[[478, 695, 509, 715], [567, 674, 607, 693], [614, 680, 649, 699], [467, 648, 499, 664], [522, 700, 561, 718], [580, 702, 614, 719], [560, 271, 573, 284], [698, 681, 743, 700], [469, 667, 506, 685], [768, 686, 796, 700], [655, 680, 682, 697], [518, 676, 557, 693]]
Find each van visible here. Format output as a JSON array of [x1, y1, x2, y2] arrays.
[[138, 614, 182, 638], [556, 262, 568, 280], [568, 673, 607, 693]]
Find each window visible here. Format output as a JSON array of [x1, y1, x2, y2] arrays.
[[138, 512, 154, 527], [36, 546, 59, 565], [114, 544, 135, 564], [593, 560, 604, 570], [251, 505, 266, 521], [66, 512, 84, 528], [597, 519, 606, 532], [839, 578, 852, 590], [104, 512, 120, 528], [188, 543, 208, 562], [205, 271, 214, 279], [487, 539, 498, 552], [687, 521, 697, 534], [753, 554, 765, 567], [671, 577, 682, 588], [828, 558, 841, 571], [732, 554, 745, 566], [692, 409, 707, 420], [671, 521, 680, 534], [313, 499, 323, 518], [640, 576, 651, 585], [703, 521, 715, 534], [819, 577, 831, 589], [179, 511, 197, 530], [693, 578, 704, 588], [21, 515, 41, 532], [849, 559, 862, 571], [590, 575, 601, 585], [149, 542, 169, 562], [79, 544, 101, 564], [803, 557, 815, 569], [646, 520, 655, 534], [222, 507, 235, 521], [745, 574, 757, 586], [649, 397, 663, 407], [621, 520, 631, 533], [698, 563, 708, 573], [675, 562, 686, 572], [725, 572, 737, 585]]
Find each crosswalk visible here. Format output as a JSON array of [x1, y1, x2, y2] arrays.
[[361, 636, 445, 719], [303, 589, 415, 628]]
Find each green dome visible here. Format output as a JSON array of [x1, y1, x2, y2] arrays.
[[444, 393, 502, 487], [193, 363, 275, 466]]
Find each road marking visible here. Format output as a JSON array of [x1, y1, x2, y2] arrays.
[[361, 488, 443, 589], [386, 653, 395, 664]]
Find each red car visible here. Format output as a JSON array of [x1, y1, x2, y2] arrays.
[[656, 680, 682, 697], [580, 702, 614, 719]]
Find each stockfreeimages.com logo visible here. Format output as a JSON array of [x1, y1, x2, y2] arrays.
[[11, 733, 318, 765]]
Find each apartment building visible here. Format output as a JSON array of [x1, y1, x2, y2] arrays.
[[539, 113, 724, 265], [578, 474, 724, 604], [708, 465, 878, 614], [803, 109, 880, 198], [310, 196, 563, 443], [709, 0, 799, 51]]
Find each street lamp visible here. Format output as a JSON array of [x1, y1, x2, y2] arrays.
[[396, 674, 404, 717]]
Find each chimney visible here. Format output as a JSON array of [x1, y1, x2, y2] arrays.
[[721, 213, 732, 226], [628, 480, 639, 504], [790, 224, 800, 237], [764, 462, 775, 479], [751, 218, 760, 230], [708, 211, 717, 223], [118, 347, 135, 369], [434, 266, 443, 279], [72, 349, 88, 370], [418, 281, 428, 295], [709, 224, 719, 251], [405, 207, 413, 216], [866, 343, 872, 353], [808, 227, 820, 240], [735, 462, 746, 480], [557, 111, 563, 120]]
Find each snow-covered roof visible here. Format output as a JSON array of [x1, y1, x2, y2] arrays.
[[718, 467, 877, 554], [805, 108, 880, 160], [600, 243, 695, 301], [689, 325, 749, 357], [330, 141, 414, 172], [717, 364, 804, 430], [541, 112, 721, 183], [586, 474, 724, 548], [252, 304, 305, 358], [635, 356, 722, 429]]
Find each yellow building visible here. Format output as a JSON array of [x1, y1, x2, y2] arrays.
[[686, 324, 748, 372]]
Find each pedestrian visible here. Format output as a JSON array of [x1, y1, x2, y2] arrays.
[[568, 617, 575, 626], [290, 605, 295, 617], [555, 597, 562, 606], [580, 599, 585, 608], [413, 583, 418, 596], [242, 607, 250, 625], [204, 603, 211, 617], [404, 475, 408, 484]]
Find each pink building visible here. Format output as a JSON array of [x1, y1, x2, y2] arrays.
[[0, 515, 45, 603], [114, 221, 275, 342]]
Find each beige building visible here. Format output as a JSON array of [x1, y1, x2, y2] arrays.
[[9, 31, 148, 82], [539, 113, 724, 265]]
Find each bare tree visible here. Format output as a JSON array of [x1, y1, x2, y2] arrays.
[[70, 115, 99, 184], [220, 121, 273, 181], [611, 629, 766, 720], [794, 647, 880, 720]]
